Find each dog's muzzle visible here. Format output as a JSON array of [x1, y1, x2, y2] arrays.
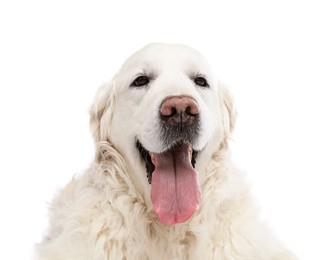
[[136, 95, 202, 225]]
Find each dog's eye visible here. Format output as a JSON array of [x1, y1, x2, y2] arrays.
[[194, 77, 209, 87], [131, 75, 150, 87]]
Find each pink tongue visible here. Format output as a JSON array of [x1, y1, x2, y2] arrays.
[[151, 145, 201, 225]]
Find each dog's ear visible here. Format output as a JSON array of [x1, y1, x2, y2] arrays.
[[219, 83, 236, 146], [89, 81, 116, 142]]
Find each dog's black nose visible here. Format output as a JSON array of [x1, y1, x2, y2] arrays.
[[160, 96, 200, 126]]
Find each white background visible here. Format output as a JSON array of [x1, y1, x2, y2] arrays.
[[1, 0, 324, 259]]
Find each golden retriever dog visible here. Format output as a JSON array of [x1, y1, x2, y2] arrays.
[[36, 43, 297, 259]]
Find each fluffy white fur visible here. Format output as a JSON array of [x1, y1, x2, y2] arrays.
[[35, 43, 297, 259]]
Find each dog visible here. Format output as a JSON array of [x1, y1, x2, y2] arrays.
[[35, 43, 297, 259]]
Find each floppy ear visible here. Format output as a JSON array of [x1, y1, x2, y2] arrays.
[[219, 83, 236, 146], [89, 81, 116, 142]]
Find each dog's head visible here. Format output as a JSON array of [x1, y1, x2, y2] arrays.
[[90, 43, 235, 225]]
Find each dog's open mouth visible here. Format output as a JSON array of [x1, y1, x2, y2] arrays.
[[136, 141, 201, 225]]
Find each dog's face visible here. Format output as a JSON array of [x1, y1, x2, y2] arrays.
[[90, 43, 235, 225]]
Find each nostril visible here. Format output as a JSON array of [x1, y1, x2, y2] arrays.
[[171, 107, 177, 117], [161, 104, 177, 117], [185, 105, 199, 116]]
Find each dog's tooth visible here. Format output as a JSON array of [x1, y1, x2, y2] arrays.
[[149, 152, 157, 165], [188, 145, 193, 159]]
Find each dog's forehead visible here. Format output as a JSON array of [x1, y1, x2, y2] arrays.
[[122, 43, 211, 73]]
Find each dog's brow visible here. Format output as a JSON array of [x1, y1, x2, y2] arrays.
[[189, 71, 208, 79], [135, 66, 157, 79]]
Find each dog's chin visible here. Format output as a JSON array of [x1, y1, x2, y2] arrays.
[[136, 140, 198, 184]]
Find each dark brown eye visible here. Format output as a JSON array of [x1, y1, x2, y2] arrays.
[[194, 76, 209, 87], [131, 75, 150, 87]]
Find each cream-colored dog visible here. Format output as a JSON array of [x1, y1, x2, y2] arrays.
[[36, 43, 297, 259]]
